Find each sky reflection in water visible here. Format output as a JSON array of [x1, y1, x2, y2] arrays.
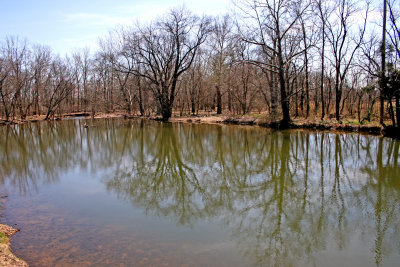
[[0, 119, 399, 267]]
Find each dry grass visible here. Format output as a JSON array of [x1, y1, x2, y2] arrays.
[[0, 224, 28, 267]]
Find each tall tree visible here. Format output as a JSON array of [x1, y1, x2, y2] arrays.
[[387, 0, 400, 126], [0, 49, 11, 120], [31, 45, 51, 116], [236, 0, 311, 125], [209, 15, 233, 114], [314, 0, 331, 120], [123, 7, 211, 121], [3, 37, 31, 120], [299, 9, 314, 118], [381, 0, 388, 125], [326, 0, 368, 122], [44, 57, 74, 120]]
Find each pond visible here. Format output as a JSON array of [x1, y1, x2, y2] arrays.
[[0, 119, 399, 267]]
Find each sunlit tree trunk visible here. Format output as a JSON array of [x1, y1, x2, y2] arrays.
[[380, 0, 387, 126]]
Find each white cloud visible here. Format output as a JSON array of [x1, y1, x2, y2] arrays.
[[116, 0, 232, 23], [47, 0, 233, 55], [65, 12, 133, 27]]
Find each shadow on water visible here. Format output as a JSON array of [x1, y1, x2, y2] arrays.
[[0, 119, 399, 266]]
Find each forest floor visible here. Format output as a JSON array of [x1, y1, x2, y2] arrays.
[[1, 111, 399, 138]]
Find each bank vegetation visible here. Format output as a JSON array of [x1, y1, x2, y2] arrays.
[[1, 0, 400, 130]]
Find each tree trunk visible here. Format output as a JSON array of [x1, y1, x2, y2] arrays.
[[137, 77, 144, 116], [160, 93, 172, 121], [389, 99, 396, 126], [34, 79, 40, 115], [270, 71, 278, 117], [278, 65, 290, 124], [396, 93, 400, 126], [216, 85, 222, 114], [319, 1, 326, 121], [380, 0, 387, 125], [301, 20, 310, 118], [357, 93, 362, 123], [300, 83, 305, 113], [295, 76, 299, 117], [320, 79, 325, 120], [0, 81, 10, 121], [335, 71, 341, 122], [191, 94, 196, 114]]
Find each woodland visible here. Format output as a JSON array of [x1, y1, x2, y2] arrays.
[[1, 0, 400, 127]]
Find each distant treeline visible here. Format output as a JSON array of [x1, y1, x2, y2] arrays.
[[1, 0, 400, 125]]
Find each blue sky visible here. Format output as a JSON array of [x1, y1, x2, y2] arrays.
[[1, 0, 232, 55]]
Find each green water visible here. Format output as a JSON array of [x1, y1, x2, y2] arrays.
[[0, 119, 399, 267]]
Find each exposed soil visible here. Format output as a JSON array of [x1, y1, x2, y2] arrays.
[[171, 115, 399, 138], [0, 224, 28, 267], [0, 190, 28, 266], [1, 112, 399, 138]]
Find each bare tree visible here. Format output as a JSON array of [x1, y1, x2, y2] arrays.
[[185, 52, 204, 115], [123, 7, 211, 121], [0, 49, 11, 120], [99, 31, 135, 115], [92, 50, 116, 113], [387, 0, 400, 126], [326, 0, 369, 122], [209, 15, 233, 114], [236, 0, 311, 125], [381, 0, 388, 125], [314, 0, 333, 120], [2, 5, 397, 124], [72, 48, 91, 112], [43, 57, 74, 120], [299, 8, 316, 118], [0, 38, 37, 120], [230, 42, 259, 115], [31, 44, 51, 115]]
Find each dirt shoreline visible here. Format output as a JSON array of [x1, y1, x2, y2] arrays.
[[171, 116, 400, 138], [0, 224, 28, 267], [1, 112, 399, 138]]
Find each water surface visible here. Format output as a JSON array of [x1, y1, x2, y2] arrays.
[[0, 119, 399, 266]]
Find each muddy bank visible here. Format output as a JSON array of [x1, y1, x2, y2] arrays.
[[0, 224, 28, 267], [2, 113, 399, 139], [170, 115, 399, 139], [0, 112, 124, 125], [0, 191, 28, 266]]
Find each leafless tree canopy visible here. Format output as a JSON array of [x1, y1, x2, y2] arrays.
[[1, 2, 399, 126]]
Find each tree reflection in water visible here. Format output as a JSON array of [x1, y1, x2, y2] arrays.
[[102, 122, 400, 266], [0, 119, 399, 266]]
